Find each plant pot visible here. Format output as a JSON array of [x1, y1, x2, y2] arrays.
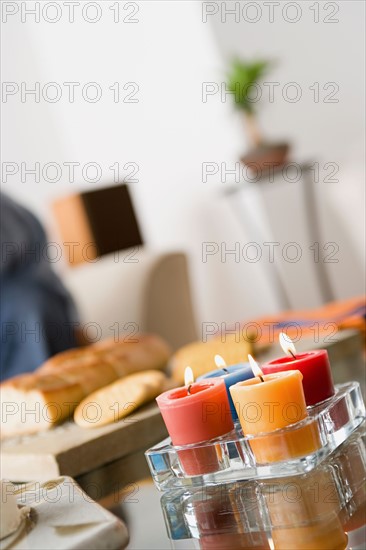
[[240, 142, 290, 177]]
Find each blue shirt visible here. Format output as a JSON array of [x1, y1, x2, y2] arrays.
[[0, 193, 78, 380]]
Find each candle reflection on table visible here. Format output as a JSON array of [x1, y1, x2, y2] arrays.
[[186, 482, 270, 550], [262, 465, 348, 550]]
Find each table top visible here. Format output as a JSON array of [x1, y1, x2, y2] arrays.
[[0, 402, 167, 484]]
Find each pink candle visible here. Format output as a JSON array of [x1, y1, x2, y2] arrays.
[[156, 378, 233, 475]]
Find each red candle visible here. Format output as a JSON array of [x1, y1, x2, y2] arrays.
[[261, 334, 335, 406], [191, 490, 270, 550], [156, 376, 233, 475]]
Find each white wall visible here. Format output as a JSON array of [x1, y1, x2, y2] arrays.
[[208, 0, 365, 300], [2, 1, 365, 332]]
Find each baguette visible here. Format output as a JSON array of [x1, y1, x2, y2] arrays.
[[40, 347, 94, 370], [0, 372, 85, 437], [1, 334, 171, 438], [1, 358, 120, 438], [57, 358, 119, 395], [40, 334, 171, 377], [74, 370, 166, 428], [92, 334, 171, 377]]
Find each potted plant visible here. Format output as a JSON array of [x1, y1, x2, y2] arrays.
[[227, 59, 290, 172]]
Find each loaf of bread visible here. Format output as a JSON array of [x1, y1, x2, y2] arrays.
[[0, 372, 85, 437], [39, 347, 93, 370], [1, 334, 171, 438], [90, 334, 171, 377], [74, 370, 167, 428], [170, 334, 253, 383], [40, 334, 171, 377]]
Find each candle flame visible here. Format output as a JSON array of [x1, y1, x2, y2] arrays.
[[214, 354, 226, 369], [279, 332, 297, 357], [248, 354, 264, 378], [184, 366, 194, 386]]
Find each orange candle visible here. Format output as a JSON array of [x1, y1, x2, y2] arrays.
[[229, 361, 321, 463]]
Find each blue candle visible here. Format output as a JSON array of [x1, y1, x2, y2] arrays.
[[197, 362, 254, 421]]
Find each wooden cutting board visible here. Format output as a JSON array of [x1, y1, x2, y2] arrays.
[[0, 402, 167, 482]]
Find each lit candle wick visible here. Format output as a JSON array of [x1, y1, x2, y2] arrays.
[[214, 354, 227, 370], [184, 366, 194, 396], [248, 354, 264, 382], [279, 332, 297, 361], [222, 367, 229, 373]]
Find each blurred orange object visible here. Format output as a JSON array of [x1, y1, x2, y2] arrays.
[[222, 297, 366, 347], [52, 184, 143, 266]]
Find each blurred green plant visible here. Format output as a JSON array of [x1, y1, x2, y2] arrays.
[[227, 59, 270, 113], [227, 59, 272, 147]]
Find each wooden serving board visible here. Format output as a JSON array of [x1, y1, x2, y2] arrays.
[[0, 402, 167, 482]]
